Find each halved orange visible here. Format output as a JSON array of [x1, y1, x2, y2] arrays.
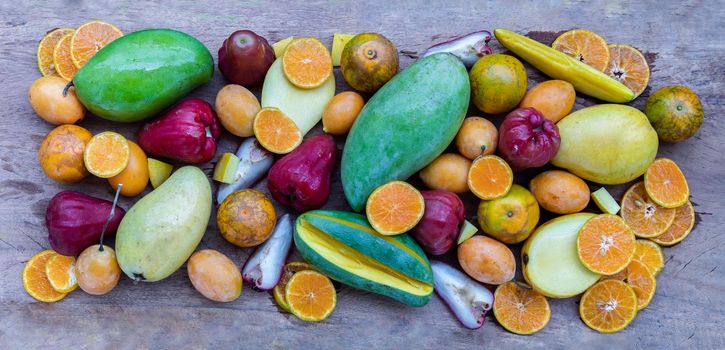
[[282, 37, 333, 89], [285, 270, 336, 322], [603, 260, 656, 310], [652, 201, 695, 246], [577, 214, 635, 275], [633, 239, 664, 276], [493, 281, 551, 335], [273, 261, 317, 312], [644, 158, 689, 208], [53, 33, 78, 81], [23, 250, 67, 302], [253, 107, 303, 154], [37, 28, 74, 76], [467, 155, 513, 200], [579, 279, 637, 333], [45, 254, 77, 293], [552, 29, 610, 72], [83, 131, 130, 178], [621, 182, 675, 238], [366, 180, 425, 235], [605, 44, 650, 98], [70, 20, 123, 68]]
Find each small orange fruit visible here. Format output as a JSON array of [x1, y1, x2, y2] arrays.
[[366, 181, 425, 235], [75, 245, 121, 296], [552, 29, 610, 72], [282, 37, 332, 89], [108, 141, 149, 197], [605, 44, 650, 98], [644, 158, 689, 208], [37, 28, 74, 76], [519, 80, 576, 123], [83, 131, 130, 178], [23, 250, 68, 302], [53, 33, 78, 81], [651, 201, 695, 246], [621, 182, 675, 238], [467, 155, 513, 200], [70, 20, 123, 68], [187, 249, 242, 302], [455, 116, 498, 160], [529, 170, 590, 214], [274, 261, 318, 312], [632, 239, 665, 276], [493, 281, 551, 335], [577, 214, 636, 275], [579, 279, 638, 333], [603, 260, 656, 310], [322, 91, 365, 135], [253, 107, 303, 154], [28, 76, 86, 125], [45, 254, 77, 293], [217, 189, 277, 247], [419, 153, 472, 194], [38, 124, 92, 183], [285, 270, 337, 322]]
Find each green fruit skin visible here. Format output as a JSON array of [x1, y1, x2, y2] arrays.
[[116, 166, 211, 282], [469, 54, 527, 115], [341, 53, 469, 211], [551, 104, 658, 185], [478, 184, 539, 244], [294, 210, 433, 307], [340, 33, 399, 93], [73, 29, 213, 122], [644, 85, 704, 143]]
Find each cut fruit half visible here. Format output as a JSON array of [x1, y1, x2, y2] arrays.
[[457, 219, 478, 245], [591, 187, 620, 214], [605, 44, 650, 98], [70, 20, 123, 68], [579, 279, 638, 333], [273, 261, 317, 312], [602, 259, 656, 310], [577, 214, 635, 275], [253, 107, 303, 154], [212, 153, 241, 184], [493, 281, 551, 335], [285, 270, 336, 322], [633, 239, 664, 276], [53, 33, 78, 81], [621, 182, 675, 238], [644, 158, 689, 208], [651, 201, 695, 246], [551, 29, 610, 72], [467, 155, 513, 200], [23, 250, 67, 302], [45, 254, 77, 293], [282, 37, 332, 89], [37, 28, 75, 76], [147, 158, 173, 188], [366, 180, 425, 235], [83, 131, 130, 178]]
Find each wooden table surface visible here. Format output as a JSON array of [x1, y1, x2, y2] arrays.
[[1, 1, 723, 348]]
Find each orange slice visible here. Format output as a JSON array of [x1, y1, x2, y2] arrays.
[[83, 131, 130, 178], [579, 279, 637, 333], [253, 107, 303, 154], [621, 182, 675, 238], [605, 44, 650, 98], [282, 37, 333, 89], [70, 20, 123, 68], [366, 180, 425, 235], [467, 155, 513, 200], [45, 254, 77, 293], [652, 201, 695, 246], [577, 214, 635, 275], [274, 261, 317, 312], [37, 28, 74, 76], [493, 281, 551, 335], [551, 29, 610, 72], [285, 270, 336, 322], [633, 239, 664, 276], [603, 260, 656, 310], [644, 158, 689, 208], [23, 250, 67, 302], [53, 33, 78, 81]]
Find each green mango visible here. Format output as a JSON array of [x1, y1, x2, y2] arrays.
[[116, 166, 211, 282], [551, 104, 658, 185], [72, 29, 213, 122]]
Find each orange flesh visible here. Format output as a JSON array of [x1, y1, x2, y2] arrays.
[[606, 44, 650, 97], [38, 28, 74, 76], [552, 29, 610, 72], [493, 282, 550, 334], [253, 108, 302, 154], [285, 270, 336, 321], [467, 155, 513, 200], [70, 21, 123, 68], [579, 279, 638, 333], [366, 181, 425, 235], [53, 33, 78, 81], [84, 132, 130, 178], [282, 37, 333, 89], [620, 182, 675, 238], [23, 250, 67, 302], [577, 214, 635, 275], [652, 201, 695, 246], [644, 158, 689, 208]]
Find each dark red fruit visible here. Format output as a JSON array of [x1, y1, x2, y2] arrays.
[[411, 190, 465, 255], [498, 107, 560, 171], [218, 30, 275, 87]]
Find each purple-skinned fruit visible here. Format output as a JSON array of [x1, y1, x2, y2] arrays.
[[46, 190, 126, 256], [498, 107, 560, 171], [431, 260, 494, 330], [218, 30, 275, 87], [267, 134, 337, 212], [411, 190, 465, 255]]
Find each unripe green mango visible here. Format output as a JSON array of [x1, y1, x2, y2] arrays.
[[116, 166, 212, 282]]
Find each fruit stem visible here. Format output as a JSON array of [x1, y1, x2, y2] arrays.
[[98, 184, 123, 252], [62, 81, 74, 97]]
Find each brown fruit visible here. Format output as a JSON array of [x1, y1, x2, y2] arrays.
[[215, 84, 261, 137], [217, 189, 276, 247], [519, 80, 576, 123], [340, 33, 399, 93], [187, 249, 242, 302], [38, 124, 92, 183], [455, 117, 498, 160], [458, 235, 515, 285], [419, 153, 471, 194], [29, 76, 86, 125], [322, 91, 365, 135], [529, 170, 590, 214]]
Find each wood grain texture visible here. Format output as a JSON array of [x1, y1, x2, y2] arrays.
[[1, 0, 724, 348]]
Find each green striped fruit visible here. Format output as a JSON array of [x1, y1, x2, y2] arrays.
[[294, 210, 433, 307]]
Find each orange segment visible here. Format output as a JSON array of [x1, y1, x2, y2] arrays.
[[285, 270, 336, 322], [273, 261, 317, 312], [603, 260, 656, 310], [652, 201, 695, 246], [579, 279, 637, 333], [70, 20, 123, 68], [633, 239, 664, 276], [577, 214, 635, 275], [605, 44, 650, 97], [253, 107, 303, 154], [83, 131, 130, 178], [493, 282, 551, 335], [37, 28, 74, 76], [644, 158, 689, 208], [23, 250, 67, 302], [282, 37, 333, 89], [366, 180, 425, 235], [551, 29, 610, 72], [45, 254, 77, 293], [467, 155, 513, 200], [53, 33, 78, 81], [621, 182, 675, 238]]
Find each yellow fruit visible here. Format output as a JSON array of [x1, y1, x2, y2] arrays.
[[478, 184, 539, 244], [272, 36, 294, 58], [213, 153, 241, 184], [331, 33, 355, 66], [147, 158, 173, 188]]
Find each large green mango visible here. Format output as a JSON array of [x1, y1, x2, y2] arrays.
[[294, 210, 433, 307], [341, 53, 470, 211], [116, 166, 211, 282], [73, 29, 213, 122], [551, 104, 658, 184]]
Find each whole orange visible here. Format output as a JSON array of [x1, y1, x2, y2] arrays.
[[477, 184, 539, 244], [108, 141, 149, 197], [217, 189, 276, 247], [37, 124, 92, 183]]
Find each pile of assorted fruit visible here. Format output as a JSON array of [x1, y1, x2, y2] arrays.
[[25, 21, 704, 333]]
